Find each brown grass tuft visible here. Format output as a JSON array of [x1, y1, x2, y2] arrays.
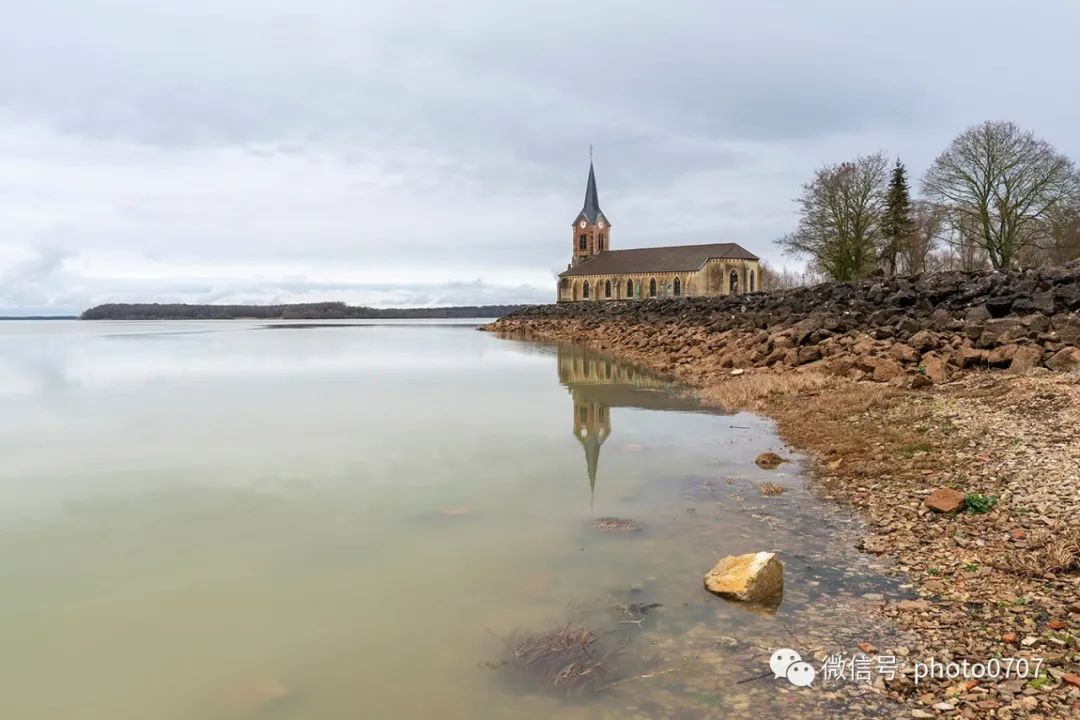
[[758, 482, 785, 496], [503, 624, 622, 695], [999, 527, 1080, 577], [696, 371, 837, 412]]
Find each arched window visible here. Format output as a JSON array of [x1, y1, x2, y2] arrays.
[[649, 278, 657, 297], [598, 234, 605, 251], [604, 279, 612, 298], [749, 270, 755, 292], [582, 280, 590, 299], [578, 234, 587, 250], [673, 277, 681, 297], [626, 279, 634, 298], [729, 270, 739, 294]]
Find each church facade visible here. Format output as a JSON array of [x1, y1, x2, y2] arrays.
[[557, 162, 760, 302]]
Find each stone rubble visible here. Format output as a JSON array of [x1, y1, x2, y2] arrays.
[[484, 262, 1080, 719]]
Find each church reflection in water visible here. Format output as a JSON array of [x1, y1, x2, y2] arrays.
[[556, 345, 703, 506]]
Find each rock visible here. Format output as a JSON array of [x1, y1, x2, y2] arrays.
[[730, 368, 745, 376], [871, 357, 902, 382], [1063, 672, 1080, 689], [755, 452, 784, 469], [890, 343, 920, 363], [896, 599, 931, 612], [911, 709, 934, 718], [704, 551, 784, 605], [908, 330, 937, 352], [953, 346, 989, 368], [921, 354, 949, 384], [964, 305, 991, 339], [1053, 315, 1080, 343], [978, 318, 1028, 347], [860, 536, 890, 554], [925, 488, 967, 513], [1020, 312, 1051, 334], [1045, 347, 1080, 372], [1008, 345, 1043, 374], [987, 343, 1018, 365]]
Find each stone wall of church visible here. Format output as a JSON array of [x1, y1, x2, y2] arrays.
[[558, 259, 760, 302], [701, 258, 760, 296]]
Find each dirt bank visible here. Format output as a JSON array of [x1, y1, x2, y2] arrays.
[[483, 267, 1080, 718]]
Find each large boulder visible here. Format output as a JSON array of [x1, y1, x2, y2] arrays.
[[704, 552, 784, 605]]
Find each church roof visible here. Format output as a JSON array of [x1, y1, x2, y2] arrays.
[[576, 162, 604, 224], [559, 242, 759, 277]]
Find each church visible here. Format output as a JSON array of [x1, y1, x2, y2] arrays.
[[557, 161, 760, 302]]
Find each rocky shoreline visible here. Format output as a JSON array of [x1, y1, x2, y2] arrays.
[[483, 264, 1080, 718]]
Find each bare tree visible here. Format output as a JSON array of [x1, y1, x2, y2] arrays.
[[758, 261, 819, 290], [776, 153, 888, 281], [896, 200, 944, 275], [922, 121, 1080, 269], [1045, 200, 1080, 264], [936, 214, 992, 272]]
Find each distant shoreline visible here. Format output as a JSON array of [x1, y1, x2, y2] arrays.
[[0, 316, 79, 321], [79, 302, 529, 321]]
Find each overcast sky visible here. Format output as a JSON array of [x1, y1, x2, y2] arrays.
[[3, 1, 1080, 314]]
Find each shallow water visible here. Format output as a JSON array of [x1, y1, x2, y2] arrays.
[[0, 320, 909, 718]]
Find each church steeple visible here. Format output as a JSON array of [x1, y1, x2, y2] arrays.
[[581, 162, 602, 223], [570, 158, 610, 267]]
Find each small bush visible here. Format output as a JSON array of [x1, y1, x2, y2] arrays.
[[965, 493, 998, 514]]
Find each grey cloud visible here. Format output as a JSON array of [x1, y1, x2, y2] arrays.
[[2, 1, 1080, 314]]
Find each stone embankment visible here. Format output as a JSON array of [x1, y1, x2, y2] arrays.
[[487, 262, 1080, 385], [487, 261, 1080, 718]]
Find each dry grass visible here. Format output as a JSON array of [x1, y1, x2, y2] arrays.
[[695, 371, 837, 411], [758, 482, 785, 496], [607, 596, 662, 626], [999, 526, 1080, 577], [504, 624, 621, 696], [592, 517, 640, 532]]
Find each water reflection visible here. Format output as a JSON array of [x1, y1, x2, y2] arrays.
[[556, 345, 705, 506]]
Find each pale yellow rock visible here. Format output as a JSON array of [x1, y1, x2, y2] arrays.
[[704, 551, 784, 605]]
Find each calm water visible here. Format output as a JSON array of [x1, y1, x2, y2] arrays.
[[0, 320, 907, 719]]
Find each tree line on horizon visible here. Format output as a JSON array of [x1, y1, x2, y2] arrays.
[[770, 120, 1080, 287], [80, 301, 527, 320]]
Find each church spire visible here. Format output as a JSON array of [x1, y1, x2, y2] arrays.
[[580, 161, 602, 223]]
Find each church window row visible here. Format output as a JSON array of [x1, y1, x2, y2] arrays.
[[568, 267, 760, 301], [573, 275, 687, 301]]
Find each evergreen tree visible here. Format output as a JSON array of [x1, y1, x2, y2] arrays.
[[880, 159, 916, 275]]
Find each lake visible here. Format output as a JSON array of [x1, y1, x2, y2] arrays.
[[0, 320, 908, 719]]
